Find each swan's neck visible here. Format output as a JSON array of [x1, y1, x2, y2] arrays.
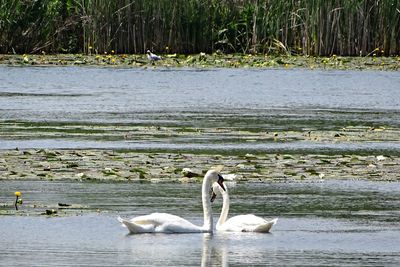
[[201, 177, 213, 232], [217, 189, 229, 227]]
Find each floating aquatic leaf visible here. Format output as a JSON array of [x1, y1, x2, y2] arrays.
[[66, 163, 79, 168], [350, 156, 359, 162], [305, 168, 318, 175], [284, 171, 297, 176], [283, 155, 295, 160], [244, 153, 257, 160], [319, 159, 331, 164], [45, 209, 57, 215], [181, 168, 200, 178]]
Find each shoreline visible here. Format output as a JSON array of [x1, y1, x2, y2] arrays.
[[1, 53, 399, 71]]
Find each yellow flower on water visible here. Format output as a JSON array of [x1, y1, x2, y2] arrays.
[[111, 50, 115, 54], [15, 191, 21, 197]]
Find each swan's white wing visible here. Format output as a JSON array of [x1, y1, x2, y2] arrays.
[[119, 213, 203, 234], [252, 218, 278, 233], [119, 217, 156, 233], [129, 213, 184, 225], [157, 220, 204, 233], [136, 213, 204, 233], [218, 215, 277, 233]]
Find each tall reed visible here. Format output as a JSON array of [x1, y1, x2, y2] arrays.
[[1, 0, 399, 56]]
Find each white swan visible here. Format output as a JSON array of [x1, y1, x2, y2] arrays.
[[118, 170, 225, 234], [211, 182, 277, 233]]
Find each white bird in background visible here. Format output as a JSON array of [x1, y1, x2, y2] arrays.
[[211, 181, 278, 233], [146, 50, 162, 61], [118, 170, 225, 234]]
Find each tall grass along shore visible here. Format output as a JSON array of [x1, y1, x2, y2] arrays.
[[1, 0, 399, 56]]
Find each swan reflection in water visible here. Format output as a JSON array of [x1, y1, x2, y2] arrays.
[[201, 233, 228, 267], [123, 232, 275, 266], [122, 233, 228, 266]]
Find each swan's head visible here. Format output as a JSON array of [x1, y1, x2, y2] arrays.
[[210, 173, 236, 202], [210, 181, 227, 202], [146, 50, 151, 54], [205, 170, 225, 203], [205, 170, 225, 191]]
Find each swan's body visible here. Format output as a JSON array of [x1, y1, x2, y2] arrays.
[[118, 170, 224, 234], [146, 50, 161, 61], [212, 182, 277, 233], [217, 214, 277, 233], [118, 213, 205, 233]]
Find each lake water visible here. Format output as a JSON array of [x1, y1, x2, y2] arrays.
[[1, 66, 400, 154], [1, 67, 399, 115], [1, 180, 400, 266], [1, 66, 400, 265]]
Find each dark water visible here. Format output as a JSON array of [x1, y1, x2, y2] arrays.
[[1, 180, 400, 266], [1, 66, 400, 153]]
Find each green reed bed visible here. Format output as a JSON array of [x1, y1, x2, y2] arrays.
[[1, 0, 399, 56]]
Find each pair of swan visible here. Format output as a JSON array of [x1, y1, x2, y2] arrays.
[[118, 170, 277, 234], [118, 170, 223, 233]]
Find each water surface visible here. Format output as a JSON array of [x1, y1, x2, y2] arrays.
[[1, 180, 399, 266], [1, 67, 399, 115], [1, 66, 399, 154], [1, 66, 400, 265]]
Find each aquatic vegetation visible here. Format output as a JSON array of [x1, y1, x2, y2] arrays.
[[130, 168, 147, 179], [0, 149, 399, 182], [14, 191, 22, 210], [45, 209, 57, 216], [1, 53, 399, 70]]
